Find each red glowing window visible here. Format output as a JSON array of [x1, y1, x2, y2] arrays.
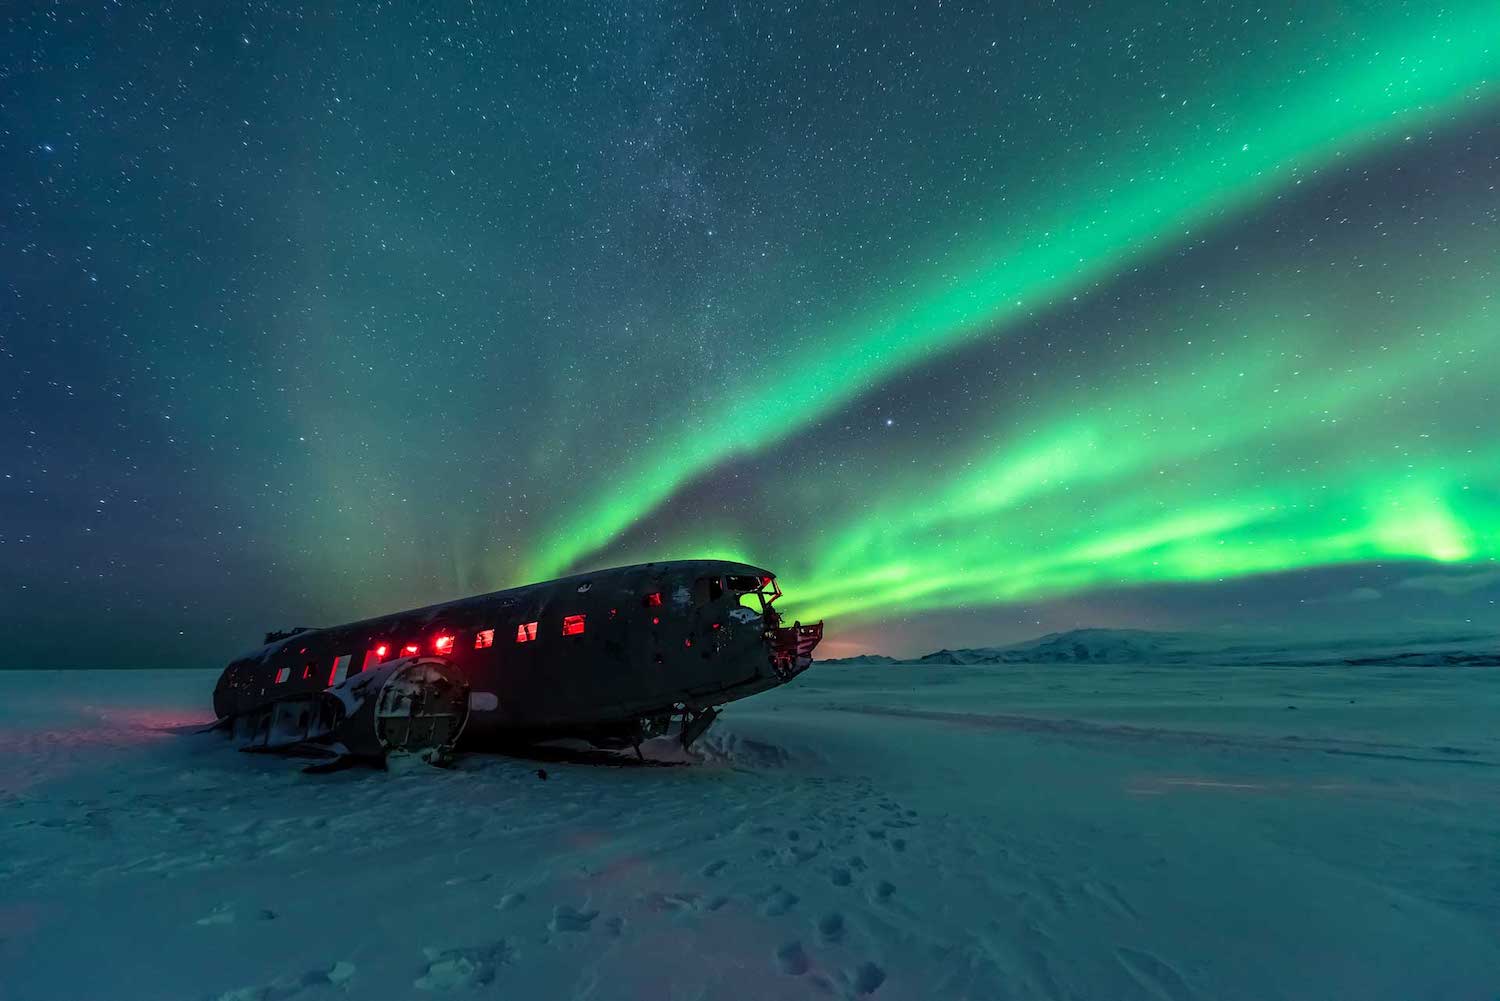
[[402, 643, 420, 656], [562, 614, 586, 637], [329, 653, 353, 686], [644, 591, 662, 607], [516, 621, 538, 643], [433, 634, 455, 655], [274, 667, 291, 684], [302, 664, 314, 679], [474, 629, 494, 649], [361, 647, 385, 672]]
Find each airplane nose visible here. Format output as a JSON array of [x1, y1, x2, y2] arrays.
[[768, 620, 823, 680]]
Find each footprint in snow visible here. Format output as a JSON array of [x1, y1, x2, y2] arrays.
[[817, 912, 845, 943], [415, 942, 509, 991], [549, 905, 599, 932], [775, 941, 810, 976], [843, 961, 886, 995], [829, 867, 853, 886], [787, 843, 821, 864], [761, 889, 799, 916], [495, 892, 526, 912], [701, 859, 728, 877], [642, 891, 699, 912], [866, 880, 896, 904]]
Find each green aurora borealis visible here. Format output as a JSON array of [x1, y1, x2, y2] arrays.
[[4, 1, 1499, 663], [527, 4, 1500, 589]]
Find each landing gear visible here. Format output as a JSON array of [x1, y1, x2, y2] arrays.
[[624, 705, 720, 759], [679, 706, 719, 750]]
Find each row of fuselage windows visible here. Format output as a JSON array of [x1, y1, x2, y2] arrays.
[[269, 591, 684, 687], [272, 615, 588, 687], [267, 579, 770, 688]]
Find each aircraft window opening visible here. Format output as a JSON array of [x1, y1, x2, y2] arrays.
[[274, 667, 291, 684], [403, 644, 420, 656], [328, 653, 353, 686], [361, 646, 386, 672], [474, 628, 495, 649], [562, 614, 586, 636], [516, 621, 538, 643], [727, 574, 781, 613], [644, 591, 662, 607], [432, 634, 455, 655], [301, 664, 313, 680]]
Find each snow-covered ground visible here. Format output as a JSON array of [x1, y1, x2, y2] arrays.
[[3, 659, 1498, 1000]]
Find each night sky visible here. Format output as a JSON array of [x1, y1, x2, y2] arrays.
[[3, 2, 1498, 667]]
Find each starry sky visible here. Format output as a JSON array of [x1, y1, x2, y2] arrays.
[[3, 1, 1498, 667]]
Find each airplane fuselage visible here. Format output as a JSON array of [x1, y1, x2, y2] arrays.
[[212, 560, 821, 751]]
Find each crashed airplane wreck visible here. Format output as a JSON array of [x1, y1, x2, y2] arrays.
[[209, 560, 823, 770]]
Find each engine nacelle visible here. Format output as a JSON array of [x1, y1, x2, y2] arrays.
[[323, 657, 471, 762], [230, 657, 470, 767]]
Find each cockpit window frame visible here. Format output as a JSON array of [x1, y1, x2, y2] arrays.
[[726, 574, 780, 614]]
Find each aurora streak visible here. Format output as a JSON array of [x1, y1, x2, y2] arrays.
[[528, 4, 1500, 591]]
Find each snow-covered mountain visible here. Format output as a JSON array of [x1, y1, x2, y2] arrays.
[[820, 653, 902, 666], [918, 628, 1197, 665], [826, 627, 1500, 666]]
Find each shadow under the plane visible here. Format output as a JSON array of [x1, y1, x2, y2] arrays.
[[474, 741, 691, 768]]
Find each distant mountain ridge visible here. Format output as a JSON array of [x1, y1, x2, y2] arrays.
[[917, 628, 1193, 665], [821, 627, 1500, 667]]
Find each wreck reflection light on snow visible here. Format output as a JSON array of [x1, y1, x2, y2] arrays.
[[0, 705, 211, 792]]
